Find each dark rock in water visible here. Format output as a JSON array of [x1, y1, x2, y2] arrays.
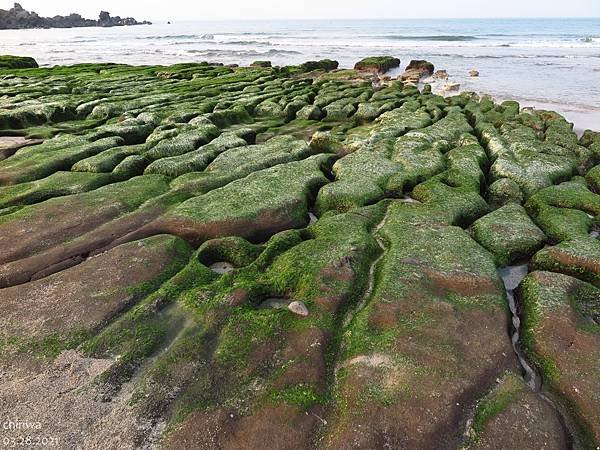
[[442, 82, 461, 92], [299, 59, 339, 72], [0, 3, 151, 29], [405, 59, 435, 74], [250, 60, 272, 68], [434, 69, 449, 80], [400, 59, 435, 83], [354, 56, 401, 73], [0, 55, 38, 69]]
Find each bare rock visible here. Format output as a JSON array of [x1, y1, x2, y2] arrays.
[[434, 69, 449, 80], [288, 301, 309, 317], [442, 82, 461, 92], [400, 60, 435, 84]]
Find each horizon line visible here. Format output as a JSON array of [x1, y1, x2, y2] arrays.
[[147, 16, 600, 21]]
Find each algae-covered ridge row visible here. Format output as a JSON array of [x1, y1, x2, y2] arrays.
[[0, 57, 599, 449]]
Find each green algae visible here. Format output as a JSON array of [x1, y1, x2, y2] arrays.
[[0, 55, 38, 69], [518, 271, 600, 447], [531, 237, 600, 286], [354, 56, 401, 73], [0, 60, 599, 447], [468, 372, 526, 442], [471, 203, 546, 266], [0, 171, 115, 208]]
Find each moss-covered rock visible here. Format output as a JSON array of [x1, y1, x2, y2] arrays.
[[0, 60, 598, 448], [531, 237, 600, 286], [0, 171, 114, 208], [518, 271, 600, 447], [488, 178, 524, 208], [250, 60, 272, 68], [327, 199, 516, 448], [466, 371, 568, 449], [354, 56, 401, 73], [0, 55, 38, 69], [298, 59, 339, 72], [471, 203, 546, 266], [132, 155, 332, 244]]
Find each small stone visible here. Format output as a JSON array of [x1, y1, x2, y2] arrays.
[[288, 301, 309, 317], [209, 261, 234, 274], [469, 69, 480, 77], [434, 70, 449, 80], [442, 83, 460, 92]]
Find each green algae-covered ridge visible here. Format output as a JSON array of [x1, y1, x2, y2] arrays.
[[0, 58, 599, 449]]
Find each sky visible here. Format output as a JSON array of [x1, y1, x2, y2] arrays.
[[2, 0, 600, 21]]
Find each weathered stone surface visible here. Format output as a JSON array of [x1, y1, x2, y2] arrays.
[[472, 203, 546, 266], [518, 271, 600, 447], [0, 234, 191, 338], [401, 59, 435, 83], [0, 54, 38, 68], [0, 60, 597, 449], [354, 56, 401, 73]]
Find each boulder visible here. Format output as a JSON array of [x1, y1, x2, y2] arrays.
[[354, 56, 401, 73], [298, 59, 339, 72], [250, 60, 271, 68], [434, 69, 449, 80], [400, 60, 434, 83], [0, 55, 38, 69], [442, 83, 461, 92], [288, 301, 309, 317]]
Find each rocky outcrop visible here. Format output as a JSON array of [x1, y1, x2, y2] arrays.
[[298, 59, 339, 72], [354, 56, 401, 73], [401, 59, 435, 83], [0, 59, 598, 449], [434, 69, 449, 80], [0, 55, 38, 69], [0, 3, 150, 30], [251, 60, 272, 68]]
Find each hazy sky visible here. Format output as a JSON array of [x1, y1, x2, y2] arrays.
[[2, 0, 600, 21]]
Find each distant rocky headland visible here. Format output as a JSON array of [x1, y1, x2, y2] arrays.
[[0, 3, 151, 30]]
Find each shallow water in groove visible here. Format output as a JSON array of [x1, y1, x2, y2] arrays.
[[498, 264, 541, 391], [496, 266, 582, 445], [258, 297, 291, 310], [400, 194, 420, 204]]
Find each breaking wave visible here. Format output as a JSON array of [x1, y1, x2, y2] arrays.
[[384, 35, 480, 41]]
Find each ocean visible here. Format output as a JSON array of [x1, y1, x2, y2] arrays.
[[1, 18, 599, 130]]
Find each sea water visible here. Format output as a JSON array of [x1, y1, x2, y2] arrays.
[[1, 18, 599, 129]]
